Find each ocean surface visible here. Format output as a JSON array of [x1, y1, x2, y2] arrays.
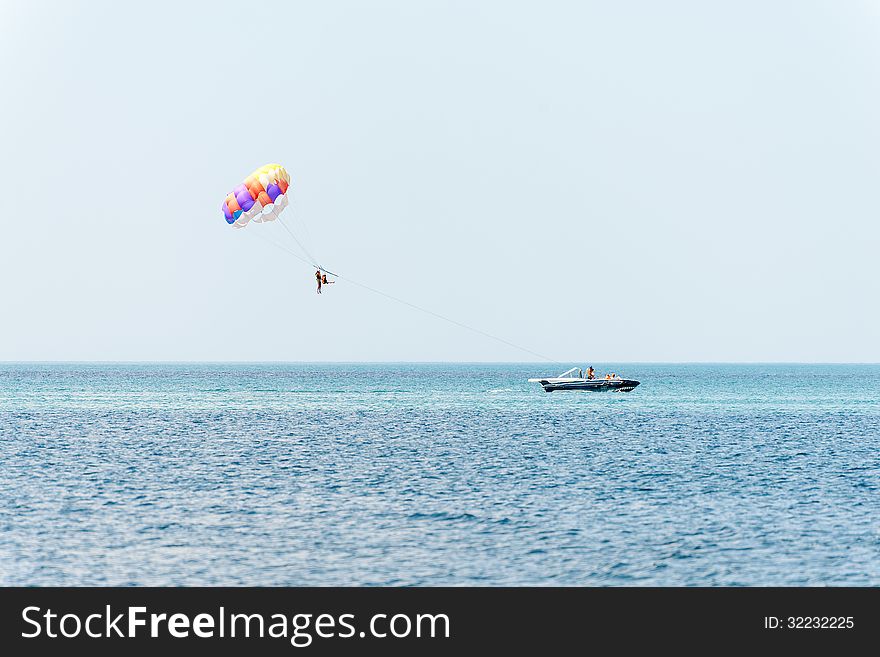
[[1, 363, 878, 586]]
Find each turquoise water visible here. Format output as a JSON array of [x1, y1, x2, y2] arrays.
[[1, 363, 878, 586]]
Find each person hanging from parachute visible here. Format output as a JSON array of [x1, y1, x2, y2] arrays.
[[315, 269, 335, 294]]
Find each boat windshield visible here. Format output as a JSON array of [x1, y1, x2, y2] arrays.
[[558, 367, 582, 378]]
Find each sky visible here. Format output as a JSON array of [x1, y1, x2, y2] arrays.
[[1, 0, 878, 362]]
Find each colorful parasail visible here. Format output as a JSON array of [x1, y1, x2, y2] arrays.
[[220, 163, 291, 228]]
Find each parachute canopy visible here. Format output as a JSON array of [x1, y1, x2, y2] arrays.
[[221, 164, 291, 228]]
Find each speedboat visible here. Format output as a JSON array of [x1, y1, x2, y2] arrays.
[[528, 367, 640, 392]]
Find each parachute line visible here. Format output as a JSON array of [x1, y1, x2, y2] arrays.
[[286, 196, 321, 261], [335, 274, 562, 364], [277, 215, 322, 269], [248, 235, 559, 364], [245, 229, 315, 268]]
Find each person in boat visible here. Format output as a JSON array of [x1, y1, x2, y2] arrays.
[[587, 366, 595, 380]]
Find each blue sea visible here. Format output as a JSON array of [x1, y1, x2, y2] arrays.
[[1, 363, 878, 586]]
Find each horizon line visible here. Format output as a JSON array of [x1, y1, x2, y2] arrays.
[[2, 360, 879, 366]]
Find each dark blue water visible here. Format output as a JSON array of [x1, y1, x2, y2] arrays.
[[1, 363, 878, 585]]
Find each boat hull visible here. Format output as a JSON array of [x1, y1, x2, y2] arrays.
[[534, 378, 640, 392]]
